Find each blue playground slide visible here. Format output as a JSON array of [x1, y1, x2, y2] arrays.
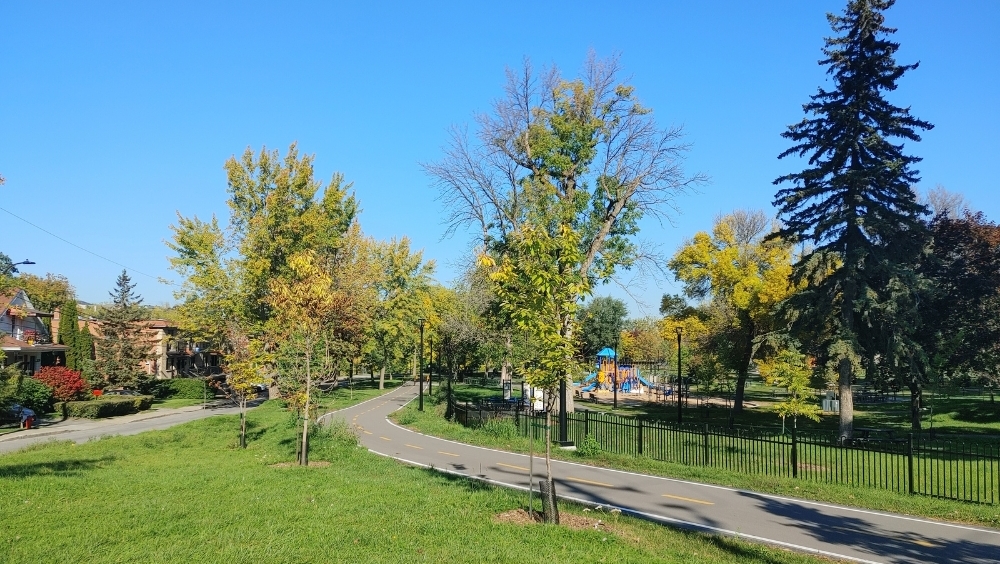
[[637, 375, 654, 388], [580, 372, 598, 392]]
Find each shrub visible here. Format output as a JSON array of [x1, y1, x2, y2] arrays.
[[396, 410, 418, 425], [34, 366, 88, 401], [64, 396, 154, 418], [480, 417, 519, 441], [15, 377, 54, 414], [576, 434, 603, 457]]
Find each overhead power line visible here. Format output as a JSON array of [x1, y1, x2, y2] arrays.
[[0, 204, 178, 287]]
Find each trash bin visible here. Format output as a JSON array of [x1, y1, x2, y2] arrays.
[[24, 416, 34, 429]]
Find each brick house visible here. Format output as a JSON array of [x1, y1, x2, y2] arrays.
[[52, 312, 222, 379]]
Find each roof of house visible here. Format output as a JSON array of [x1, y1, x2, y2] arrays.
[[0, 289, 18, 312], [1, 288, 54, 317], [1, 334, 68, 352]]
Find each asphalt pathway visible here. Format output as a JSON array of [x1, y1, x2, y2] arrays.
[[323, 382, 1000, 564]]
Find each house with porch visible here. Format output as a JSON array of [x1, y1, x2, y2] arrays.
[[1, 288, 68, 374]]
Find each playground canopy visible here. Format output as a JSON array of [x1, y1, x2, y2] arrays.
[[596, 347, 616, 359]]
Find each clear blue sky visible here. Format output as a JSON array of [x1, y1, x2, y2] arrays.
[[2, 1, 997, 316]]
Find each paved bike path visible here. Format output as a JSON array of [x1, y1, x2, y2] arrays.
[[323, 383, 1000, 564]]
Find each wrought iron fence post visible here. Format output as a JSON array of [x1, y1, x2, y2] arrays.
[[907, 433, 915, 495], [637, 418, 643, 455], [703, 423, 710, 466], [584, 410, 589, 437], [791, 426, 798, 478]]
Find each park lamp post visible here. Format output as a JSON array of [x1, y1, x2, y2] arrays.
[[429, 336, 434, 396], [675, 326, 683, 424], [1, 259, 34, 276], [418, 318, 426, 411]]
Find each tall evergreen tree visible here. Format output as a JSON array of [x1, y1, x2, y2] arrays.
[[772, 0, 932, 439], [95, 270, 151, 388], [59, 300, 81, 370], [76, 322, 94, 363]]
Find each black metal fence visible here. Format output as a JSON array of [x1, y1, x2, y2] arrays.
[[450, 400, 1000, 505]]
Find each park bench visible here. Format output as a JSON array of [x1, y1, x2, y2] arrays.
[[588, 392, 598, 402]]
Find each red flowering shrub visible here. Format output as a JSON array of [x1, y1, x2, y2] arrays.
[[34, 366, 88, 402]]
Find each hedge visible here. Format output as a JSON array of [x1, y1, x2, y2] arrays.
[[148, 378, 207, 399], [62, 396, 154, 419]]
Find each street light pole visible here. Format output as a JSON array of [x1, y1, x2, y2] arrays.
[[676, 327, 683, 424], [418, 318, 425, 411], [1, 259, 35, 276], [429, 336, 434, 396]]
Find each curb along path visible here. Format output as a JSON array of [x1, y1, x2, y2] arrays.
[[325, 383, 1000, 564]]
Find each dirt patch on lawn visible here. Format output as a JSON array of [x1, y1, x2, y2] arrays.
[[269, 460, 332, 468], [494, 509, 639, 541]]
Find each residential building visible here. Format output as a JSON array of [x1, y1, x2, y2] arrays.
[[52, 312, 222, 379], [1, 288, 69, 374]]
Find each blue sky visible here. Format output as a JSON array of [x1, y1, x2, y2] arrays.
[[2, 1, 997, 316]]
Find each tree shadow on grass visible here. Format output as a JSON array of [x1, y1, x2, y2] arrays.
[[0, 455, 117, 479]]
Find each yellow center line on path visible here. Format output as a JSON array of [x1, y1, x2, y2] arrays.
[[497, 462, 529, 472], [565, 476, 615, 488], [912, 539, 936, 548], [438, 451, 461, 457], [661, 493, 714, 505], [405, 444, 424, 450], [380, 436, 392, 441], [363, 431, 372, 435]]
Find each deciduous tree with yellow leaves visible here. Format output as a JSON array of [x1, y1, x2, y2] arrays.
[[669, 210, 796, 416]]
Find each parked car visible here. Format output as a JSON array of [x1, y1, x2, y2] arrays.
[[102, 389, 142, 396], [1, 404, 35, 428]]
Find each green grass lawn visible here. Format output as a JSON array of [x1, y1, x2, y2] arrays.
[[0, 399, 832, 564], [152, 398, 206, 409], [397, 388, 1000, 529]]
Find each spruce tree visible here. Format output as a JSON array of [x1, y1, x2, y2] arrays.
[[772, 0, 932, 440], [60, 300, 80, 370], [95, 270, 151, 388]]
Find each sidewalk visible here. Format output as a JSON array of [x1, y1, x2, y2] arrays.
[[0, 404, 213, 445]]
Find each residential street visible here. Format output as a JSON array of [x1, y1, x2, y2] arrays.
[[325, 383, 1000, 564], [0, 403, 242, 454]]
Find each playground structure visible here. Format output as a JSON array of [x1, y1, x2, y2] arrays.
[[580, 348, 660, 396]]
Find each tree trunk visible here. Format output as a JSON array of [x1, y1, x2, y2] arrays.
[[300, 347, 311, 466], [239, 403, 247, 449], [379, 365, 386, 390], [909, 381, 922, 431], [731, 322, 755, 417], [542, 406, 558, 523], [838, 357, 854, 442], [838, 272, 857, 440]]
